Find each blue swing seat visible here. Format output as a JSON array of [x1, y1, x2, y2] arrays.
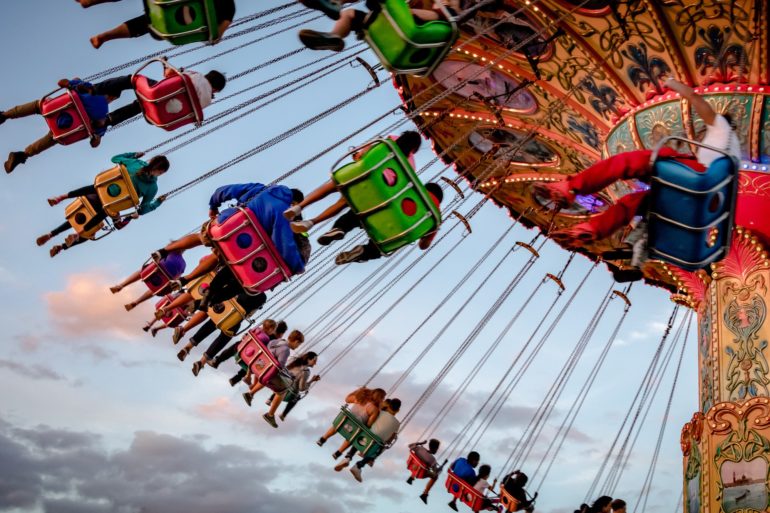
[[646, 136, 738, 271]]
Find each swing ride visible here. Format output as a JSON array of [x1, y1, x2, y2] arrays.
[[3, 0, 770, 512]]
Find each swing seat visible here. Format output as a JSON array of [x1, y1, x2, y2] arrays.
[[155, 294, 187, 327], [188, 271, 215, 301], [207, 298, 247, 337], [331, 138, 441, 254], [94, 164, 141, 218], [207, 207, 294, 295], [64, 197, 103, 240], [282, 385, 304, 403], [445, 470, 488, 512], [647, 137, 738, 271], [132, 64, 204, 131], [140, 261, 174, 294], [363, 0, 457, 77], [332, 406, 386, 459], [236, 328, 293, 393], [40, 90, 95, 145], [407, 450, 431, 479], [145, 0, 220, 46], [500, 488, 521, 512]]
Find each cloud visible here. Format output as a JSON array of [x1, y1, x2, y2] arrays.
[[0, 416, 350, 513], [43, 272, 150, 342], [0, 359, 66, 382]]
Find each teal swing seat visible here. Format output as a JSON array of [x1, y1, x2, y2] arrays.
[[332, 406, 391, 458]]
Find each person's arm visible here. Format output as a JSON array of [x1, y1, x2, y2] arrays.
[[366, 405, 380, 427], [665, 77, 716, 125], [111, 152, 143, 165], [208, 183, 255, 213], [138, 184, 162, 215]]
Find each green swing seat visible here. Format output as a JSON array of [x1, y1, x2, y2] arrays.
[[145, 0, 219, 46], [331, 138, 442, 255], [363, 0, 458, 77], [332, 406, 386, 459]]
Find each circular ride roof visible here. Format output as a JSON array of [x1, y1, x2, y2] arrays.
[[396, 0, 770, 292]]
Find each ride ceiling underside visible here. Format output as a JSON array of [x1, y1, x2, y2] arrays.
[[396, 0, 770, 292]]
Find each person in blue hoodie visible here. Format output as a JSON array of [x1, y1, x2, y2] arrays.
[[37, 152, 169, 257], [152, 182, 309, 308]]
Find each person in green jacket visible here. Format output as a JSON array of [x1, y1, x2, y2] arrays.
[[37, 152, 170, 257]]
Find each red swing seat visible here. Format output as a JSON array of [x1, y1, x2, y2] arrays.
[[235, 328, 293, 393], [207, 207, 294, 295], [154, 294, 187, 327], [40, 89, 95, 145], [445, 470, 491, 512], [407, 450, 432, 479], [132, 58, 204, 131], [141, 260, 175, 294]]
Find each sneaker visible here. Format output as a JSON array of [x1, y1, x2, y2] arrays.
[[209, 358, 221, 369], [335, 245, 365, 265], [191, 361, 204, 376], [298, 0, 342, 19], [334, 458, 351, 472], [317, 228, 345, 246], [283, 204, 302, 220], [228, 374, 241, 387], [64, 233, 80, 247], [168, 279, 184, 293], [5, 152, 27, 173], [406, 477, 414, 485], [154, 307, 167, 321], [47, 195, 66, 207], [420, 494, 429, 504], [532, 179, 575, 208], [448, 500, 459, 511], [265, 397, 272, 406], [49, 245, 63, 258], [242, 392, 253, 407], [0, 111, 6, 125], [316, 438, 326, 447], [262, 413, 278, 428], [349, 466, 363, 482], [177, 348, 188, 362], [332, 451, 342, 460], [298, 30, 345, 52], [172, 326, 184, 345], [290, 219, 314, 234], [278, 413, 286, 422], [36, 233, 52, 247]]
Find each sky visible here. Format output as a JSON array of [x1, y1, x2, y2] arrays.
[[0, 2, 697, 513]]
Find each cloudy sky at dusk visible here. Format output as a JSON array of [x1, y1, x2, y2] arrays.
[[0, 2, 695, 512]]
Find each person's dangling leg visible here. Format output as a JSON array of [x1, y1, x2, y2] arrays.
[[298, 9, 364, 52], [154, 234, 207, 260], [199, 266, 241, 309], [179, 319, 217, 362], [37, 221, 72, 248], [174, 310, 208, 344], [535, 149, 668, 207], [110, 269, 142, 294], [90, 75, 134, 100], [7, 132, 56, 173], [90, 14, 149, 49], [318, 208, 359, 245], [124, 289, 155, 311], [335, 240, 381, 265], [292, 197, 348, 233], [279, 398, 299, 420], [76, 0, 122, 7], [107, 100, 142, 126], [2, 99, 41, 121], [551, 191, 649, 247], [284, 180, 337, 220], [167, 253, 218, 293]]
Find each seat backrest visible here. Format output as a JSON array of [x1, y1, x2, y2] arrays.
[[64, 197, 103, 240], [133, 73, 203, 131], [207, 208, 293, 294], [40, 91, 93, 145], [94, 164, 141, 217], [332, 139, 441, 254], [145, 0, 219, 45]]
